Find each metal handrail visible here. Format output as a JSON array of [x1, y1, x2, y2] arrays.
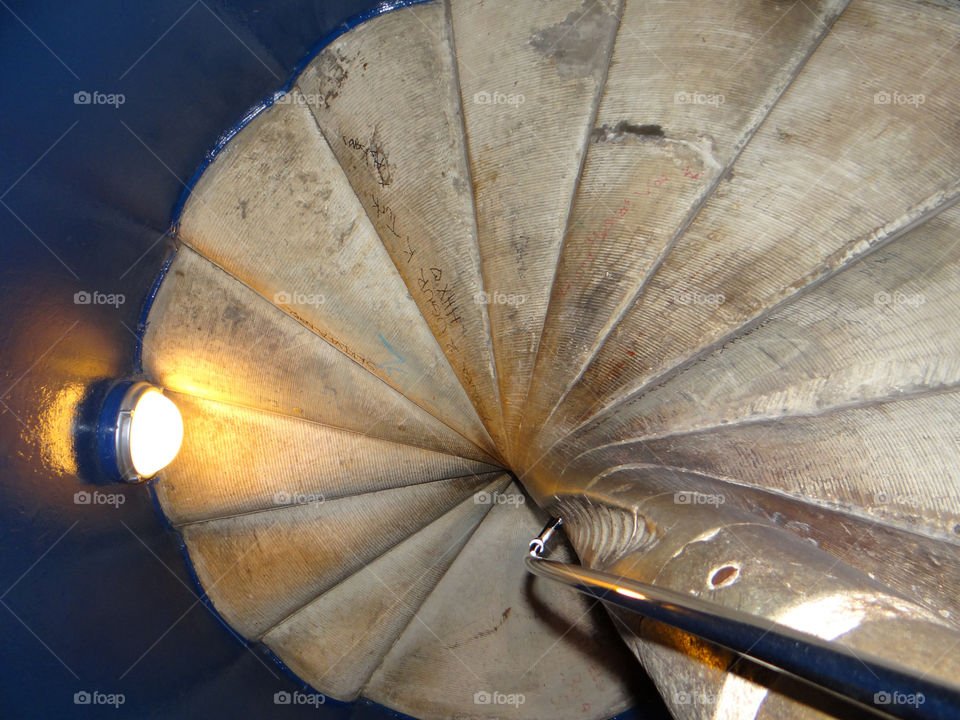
[[525, 517, 960, 720]]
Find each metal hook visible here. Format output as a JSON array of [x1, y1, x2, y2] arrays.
[[528, 516, 562, 557]]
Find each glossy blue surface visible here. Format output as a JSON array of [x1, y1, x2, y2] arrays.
[[94, 379, 134, 483], [0, 1, 662, 717]]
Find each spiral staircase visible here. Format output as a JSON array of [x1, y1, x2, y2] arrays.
[[5, 0, 957, 717]]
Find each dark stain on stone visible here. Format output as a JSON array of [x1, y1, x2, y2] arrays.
[[310, 48, 360, 109], [511, 236, 529, 280], [336, 218, 357, 247], [222, 303, 248, 327], [295, 171, 323, 188], [530, 0, 620, 78], [590, 121, 665, 143]]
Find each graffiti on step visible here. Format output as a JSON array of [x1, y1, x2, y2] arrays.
[[417, 266, 463, 335], [376, 332, 408, 390], [597, 248, 721, 389], [358, 156, 493, 427], [366, 193, 464, 347], [342, 131, 392, 186], [511, 235, 529, 280], [556, 197, 630, 300], [283, 306, 377, 374], [556, 166, 705, 300], [370, 193, 415, 263]]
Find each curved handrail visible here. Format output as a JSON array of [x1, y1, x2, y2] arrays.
[[526, 518, 960, 720]]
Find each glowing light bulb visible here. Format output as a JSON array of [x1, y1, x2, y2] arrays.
[[96, 381, 184, 482], [128, 388, 183, 478]]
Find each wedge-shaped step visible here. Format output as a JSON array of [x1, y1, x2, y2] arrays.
[[297, 3, 507, 450], [182, 473, 500, 638], [365, 483, 643, 720], [559, 205, 960, 465], [527, 0, 960, 460], [521, 0, 850, 448], [262, 477, 508, 701], [450, 0, 622, 460], [155, 392, 500, 525], [177, 91, 495, 457], [570, 392, 960, 543], [143, 248, 493, 463]]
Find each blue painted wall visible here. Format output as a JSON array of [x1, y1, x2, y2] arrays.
[[0, 2, 414, 717]]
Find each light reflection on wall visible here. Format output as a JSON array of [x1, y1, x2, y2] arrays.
[[35, 382, 86, 476]]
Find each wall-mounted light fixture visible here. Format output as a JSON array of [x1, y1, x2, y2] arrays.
[[97, 381, 183, 482]]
